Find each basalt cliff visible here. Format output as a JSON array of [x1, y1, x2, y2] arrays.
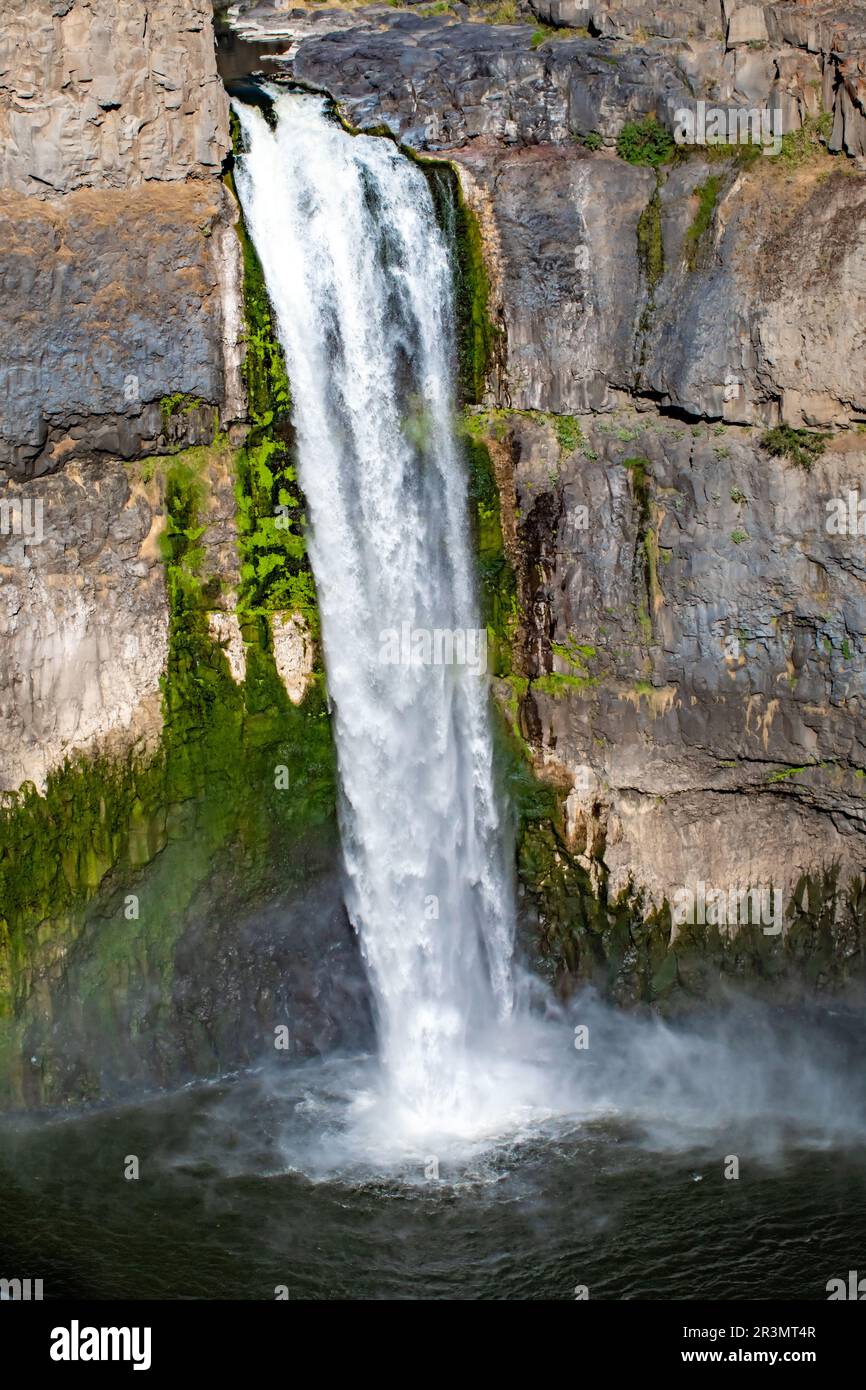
[[1, 0, 865, 1107]]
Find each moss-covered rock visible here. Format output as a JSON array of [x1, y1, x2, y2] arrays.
[[0, 173, 346, 1107]]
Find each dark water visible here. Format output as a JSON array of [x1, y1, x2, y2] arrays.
[[2, 1005, 865, 1301]]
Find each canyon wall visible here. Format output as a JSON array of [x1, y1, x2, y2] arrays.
[[2, 0, 866, 1106], [0, 0, 242, 789], [0, 0, 367, 1108], [262, 0, 866, 1002]]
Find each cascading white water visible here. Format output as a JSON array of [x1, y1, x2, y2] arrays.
[[233, 91, 518, 1137]]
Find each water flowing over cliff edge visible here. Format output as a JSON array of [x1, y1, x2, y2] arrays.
[[234, 90, 520, 1140]]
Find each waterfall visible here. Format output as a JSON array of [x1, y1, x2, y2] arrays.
[[233, 92, 517, 1135]]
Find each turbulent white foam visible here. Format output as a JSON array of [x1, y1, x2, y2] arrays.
[[234, 92, 519, 1141]]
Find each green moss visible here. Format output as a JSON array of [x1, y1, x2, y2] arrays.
[[501, 717, 674, 1003], [553, 639, 596, 662], [534, 672, 599, 696], [225, 169, 319, 633], [160, 393, 205, 428], [530, 22, 572, 47], [635, 179, 664, 385], [622, 456, 650, 513], [0, 166, 337, 1103], [778, 113, 836, 167], [464, 427, 519, 676], [552, 415, 583, 454], [637, 185, 664, 295], [538, 638, 599, 696], [767, 765, 810, 783], [0, 439, 337, 1102], [425, 164, 498, 405], [621, 458, 662, 639], [454, 190, 497, 405], [684, 175, 721, 271]]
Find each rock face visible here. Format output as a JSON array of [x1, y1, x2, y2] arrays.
[[279, 3, 866, 158], [455, 142, 866, 428], [229, 4, 866, 997], [451, 143, 654, 414], [498, 407, 866, 908], [0, 1, 371, 1109], [0, 182, 243, 473], [0, 458, 167, 793], [268, 8, 866, 426], [0, 0, 229, 195], [0, 1, 242, 764], [0, 0, 241, 473], [642, 161, 866, 429], [271, 612, 315, 704], [291, 17, 694, 149]]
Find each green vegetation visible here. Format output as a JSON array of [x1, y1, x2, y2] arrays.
[[731, 528, 749, 545], [684, 175, 721, 271], [534, 638, 599, 697], [425, 164, 498, 406], [160, 393, 206, 429], [616, 117, 675, 168], [553, 415, 582, 453], [226, 168, 319, 631], [778, 112, 835, 167], [0, 435, 337, 1104], [0, 155, 338, 1104], [767, 765, 810, 783], [533, 672, 599, 696], [486, 0, 519, 20], [463, 425, 519, 677], [681, 141, 763, 170], [635, 179, 663, 372], [623, 456, 651, 515], [760, 426, 829, 471], [622, 458, 662, 638], [530, 24, 557, 48], [464, 407, 582, 454]]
